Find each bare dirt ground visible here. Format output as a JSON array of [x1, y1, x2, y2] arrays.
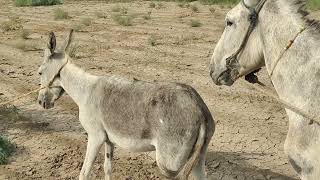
[[0, 1, 319, 179]]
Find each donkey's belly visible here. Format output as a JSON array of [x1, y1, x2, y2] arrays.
[[108, 132, 156, 152]]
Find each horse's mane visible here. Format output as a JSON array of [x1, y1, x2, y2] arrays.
[[286, 0, 320, 36]]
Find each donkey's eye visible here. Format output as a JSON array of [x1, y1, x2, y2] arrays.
[[226, 20, 234, 27]]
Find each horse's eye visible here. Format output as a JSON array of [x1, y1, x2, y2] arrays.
[[226, 20, 234, 27]]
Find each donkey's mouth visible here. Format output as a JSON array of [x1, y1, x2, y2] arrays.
[[215, 70, 235, 86], [39, 100, 54, 109]]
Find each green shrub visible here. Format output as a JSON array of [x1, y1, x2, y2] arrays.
[[15, 0, 62, 7], [200, 0, 239, 5], [54, 8, 69, 20], [307, 0, 320, 10], [0, 137, 15, 165], [190, 19, 201, 27]]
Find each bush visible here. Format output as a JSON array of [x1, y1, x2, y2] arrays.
[[190, 4, 199, 12], [307, 0, 320, 10], [54, 8, 69, 20], [200, 0, 239, 5], [0, 137, 15, 165], [15, 0, 62, 7], [112, 14, 133, 26], [149, 2, 156, 8], [190, 19, 201, 27]]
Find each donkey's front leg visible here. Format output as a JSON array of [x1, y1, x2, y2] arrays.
[[79, 133, 105, 180], [104, 141, 114, 180]]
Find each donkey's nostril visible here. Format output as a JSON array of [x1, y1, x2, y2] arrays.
[[38, 100, 42, 105], [210, 70, 214, 77]]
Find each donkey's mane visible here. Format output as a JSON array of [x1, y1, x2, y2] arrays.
[[284, 0, 320, 36]]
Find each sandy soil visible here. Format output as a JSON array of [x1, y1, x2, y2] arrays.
[[0, 1, 319, 179]]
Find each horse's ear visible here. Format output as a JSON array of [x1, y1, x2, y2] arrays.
[[47, 32, 56, 54], [62, 29, 74, 53]]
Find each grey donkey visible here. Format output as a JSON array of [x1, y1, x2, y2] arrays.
[[210, 0, 320, 179], [37, 30, 215, 180]]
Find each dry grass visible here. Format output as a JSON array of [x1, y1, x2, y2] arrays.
[[209, 7, 215, 13], [190, 4, 199, 12], [1, 16, 23, 32], [177, 2, 190, 8], [20, 29, 31, 39], [68, 42, 79, 58], [143, 12, 152, 20], [95, 12, 107, 19], [54, 8, 69, 20], [148, 35, 156, 46], [12, 40, 39, 51], [149, 2, 156, 8], [112, 14, 134, 26], [111, 5, 128, 14], [81, 18, 92, 26]]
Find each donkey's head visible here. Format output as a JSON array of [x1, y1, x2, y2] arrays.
[[37, 30, 73, 109], [209, 0, 266, 86]]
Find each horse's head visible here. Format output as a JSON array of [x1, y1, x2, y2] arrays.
[[209, 0, 266, 86], [37, 30, 73, 109]]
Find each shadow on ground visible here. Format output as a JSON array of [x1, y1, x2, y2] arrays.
[[206, 151, 297, 180]]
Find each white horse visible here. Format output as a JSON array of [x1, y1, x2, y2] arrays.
[[210, 0, 320, 179], [37, 30, 214, 180]]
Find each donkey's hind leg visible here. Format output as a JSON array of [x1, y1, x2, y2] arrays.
[[104, 141, 114, 180], [191, 144, 208, 180], [79, 132, 106, 180]]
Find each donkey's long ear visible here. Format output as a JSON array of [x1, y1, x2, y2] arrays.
[[47, 32, 56, 54], [61, 29, 74, 53]]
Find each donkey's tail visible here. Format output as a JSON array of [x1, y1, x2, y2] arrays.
[[175, 119, 208, 180]]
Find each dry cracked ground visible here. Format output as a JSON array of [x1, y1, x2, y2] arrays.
[[0, 0, 319, 180]]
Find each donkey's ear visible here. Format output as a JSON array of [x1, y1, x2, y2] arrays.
[[47, 32, 56, 54], [61, 29, 74, 52]]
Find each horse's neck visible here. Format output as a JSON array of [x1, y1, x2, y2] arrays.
[[60, 62, 99, 106], [260, 4, 320, 123]]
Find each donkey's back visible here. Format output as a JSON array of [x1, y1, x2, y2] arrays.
[[84, 75, 215, 179]]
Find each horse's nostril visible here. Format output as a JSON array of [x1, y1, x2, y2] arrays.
[[38, 100, 42, 105]]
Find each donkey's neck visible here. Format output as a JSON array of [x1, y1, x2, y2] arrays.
[[60, 61, 99, 106], [259, 1, 320, 122]]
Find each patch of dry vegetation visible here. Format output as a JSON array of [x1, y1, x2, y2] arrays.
[[1, 17, 23, 32], [20, 29, 31, 39], [54, 8, 69, 20]]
